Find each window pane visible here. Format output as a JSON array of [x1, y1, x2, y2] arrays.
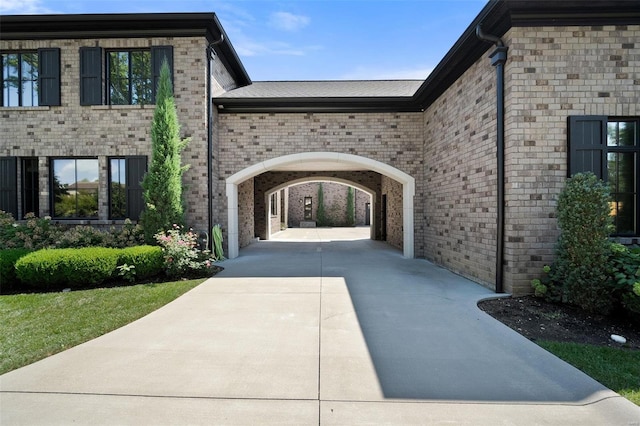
[[21, 53, 38, 107], [109, 52, 130, 105], [131, 51, 152, 105], [110, 158, 126, 219], [3, 54, 20, 107], [608, 151, 637, 235], [608, 121, 637, 147], [612, 193, 636, 235], [53, 159, 98, 218]]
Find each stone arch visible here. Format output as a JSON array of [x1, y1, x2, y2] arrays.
[[265, 177, 377, 241], [226, 152, 415, 258]]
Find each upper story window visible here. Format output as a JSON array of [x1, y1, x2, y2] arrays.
[[107, 50, 152, 105], [569, 116, 640, 236], [80, 46, 172, 106], [1, 49, 60, 107], [2, 52, 38, 106]]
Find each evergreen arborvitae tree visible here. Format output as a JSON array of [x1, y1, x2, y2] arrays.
[[346, 186, 355, 226], [316, 183, 326, 227], [140, 60, 190, 243]]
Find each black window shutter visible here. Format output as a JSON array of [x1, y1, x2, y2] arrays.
[[126, 156, 147, 220], [151, 46, 174, 102], [79, 47, 102, 105], [0, 157, 18, 219], [38, 48, 61, 106], [568, 116, 608, 179]]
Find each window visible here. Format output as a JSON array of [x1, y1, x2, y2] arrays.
[[608, 121, 638, 235], [80, 46, 172, 106], [270, 193, 278, 216], [107, 51, 152, 105], [2, 52, 38, 106], [304, 197, 313, 220], [109, 156, 147, 220], [569, 116, 640, 235], [21, 158, 39, 216], [0, 157, 18, 218], [51, 158, 99, 218], [0, 157, 40, 219], [1, 49, 60, 107]]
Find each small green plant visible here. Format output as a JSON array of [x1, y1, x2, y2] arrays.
[[155, 225, 215, 278], [116, 264, 136, 283], [346, 186, 355, 227], [317, 183, 326, 227], [212, 224, 225, 261], [530, 264, 568, 303]]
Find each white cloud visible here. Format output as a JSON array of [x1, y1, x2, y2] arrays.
[[338, 66, 433, 81], [269, 11, 310, 32], [0, 0, 52, 14], [236, 39, 321, 58]]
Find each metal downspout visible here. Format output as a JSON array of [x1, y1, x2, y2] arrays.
[[476, 24, 507, 293]]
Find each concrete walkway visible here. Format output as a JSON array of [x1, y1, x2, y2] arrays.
[[2, 228, 639, 425]]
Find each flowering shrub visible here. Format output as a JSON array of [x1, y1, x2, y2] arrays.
[[0, 211, 144, 250], [0, 212, 62, 249], [155, 225, 215, 278]]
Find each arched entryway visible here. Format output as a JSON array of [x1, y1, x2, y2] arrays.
[[266, 177, 377, 241], [226, 152, 415, 259]]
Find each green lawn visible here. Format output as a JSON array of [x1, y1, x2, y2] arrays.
[[539, 341, 640, 406], [0, 279, 204, 375]]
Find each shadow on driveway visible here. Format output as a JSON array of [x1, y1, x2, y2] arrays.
[[218, 230, 613, 403]]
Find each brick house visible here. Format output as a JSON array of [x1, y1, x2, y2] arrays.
[[1, 1, 639, 295]]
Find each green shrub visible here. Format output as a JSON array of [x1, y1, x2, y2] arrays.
[[15, 247, 120, 288], [0, 213, 62, 250], [552, 173, 616, 314], [117, 246, 163, 280], [346, 186, 355, 227], [156, 225, 215, 278], [0, 249, 33, 291], [109, 220, 145, 248], [610, 245, 640, 321], [57, 226, 111, 248], [317, 183, 326, 227]]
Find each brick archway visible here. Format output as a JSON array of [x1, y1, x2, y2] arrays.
[[226, 152, 415, 259]]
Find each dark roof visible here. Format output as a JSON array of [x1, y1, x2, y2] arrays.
[[0, 12, 251, 87], [219, 80, 423, 98], [215, 0, 640, 113], [215, 80, 424, 113]]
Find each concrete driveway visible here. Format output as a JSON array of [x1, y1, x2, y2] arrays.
[[2, 228, 639, 425]]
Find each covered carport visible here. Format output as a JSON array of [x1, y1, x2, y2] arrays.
[[225, 152, 415, 259]]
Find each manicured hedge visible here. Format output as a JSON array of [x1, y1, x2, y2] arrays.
[[117, 246, 163, 280], [15, 248, 120, 288], [0, 249, 33, 290]]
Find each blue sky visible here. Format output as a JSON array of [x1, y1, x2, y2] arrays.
[[1, 0, 488, 81]]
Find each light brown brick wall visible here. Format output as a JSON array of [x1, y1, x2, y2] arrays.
[[0, 36, 238, 233], [503, 24, 640, 295], [216, 112, 423, 251], [423, 54, 498, 289], [382, 175, 403, 250], [237, 178, 254, 247]]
